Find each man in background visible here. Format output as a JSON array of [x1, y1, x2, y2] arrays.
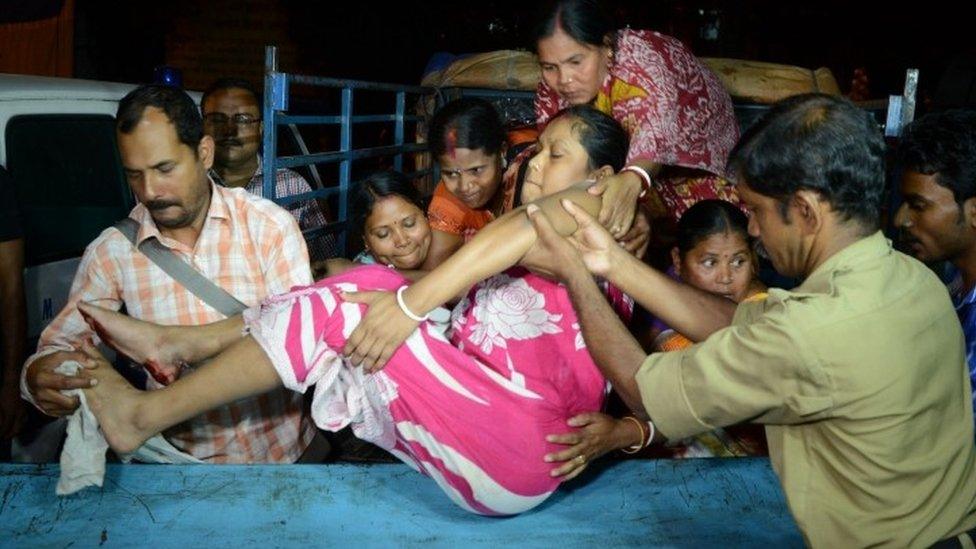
[[895, 109, 976, 428], [201, 78, 336, 261]]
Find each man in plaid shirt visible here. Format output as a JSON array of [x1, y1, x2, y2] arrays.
[[201, 78, 336, 261], [20, 85, 321, 463]]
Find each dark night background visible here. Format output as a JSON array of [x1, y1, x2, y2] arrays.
[[24, 0, 967, 110]]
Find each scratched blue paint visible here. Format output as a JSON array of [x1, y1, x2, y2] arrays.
[[0, 458, 802, 547]]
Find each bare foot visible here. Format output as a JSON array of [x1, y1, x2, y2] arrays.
[[77, 302, 184, 385], [80, 344, 156, 455]]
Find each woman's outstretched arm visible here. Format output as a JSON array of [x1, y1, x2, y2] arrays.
[[343, 183, 601, 371]]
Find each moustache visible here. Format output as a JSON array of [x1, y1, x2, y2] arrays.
[[146, 200, 180, 211], [897, 229, 920, 246], [754, 241, 770, 259], [219, 139, 243, 147]]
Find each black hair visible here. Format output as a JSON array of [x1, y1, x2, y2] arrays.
[[200, 78, 261, 111], [513, 105, 627, 207], [117, 84, 204, 152], [898, 109, 976, 205], [676, 200, 750, 255], [728, 93, 885, 230], [428, 98, 506, 159], [532, 0, 616, 51], [556, 105, 628, 171], [350, 170, 427, 238]]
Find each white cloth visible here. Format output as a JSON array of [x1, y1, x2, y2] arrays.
[[56, 361, 107, 495], [55, 361, 203, 496]]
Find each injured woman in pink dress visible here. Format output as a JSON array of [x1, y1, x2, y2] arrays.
[[80, 241, 627, 515], [77, 106, 634, 516], [247, 263, 622, 514]]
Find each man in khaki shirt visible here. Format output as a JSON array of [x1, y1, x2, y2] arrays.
[[523, 94, 976, 547]]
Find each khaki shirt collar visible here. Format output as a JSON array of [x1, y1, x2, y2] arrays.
[[791, 230, 890, 296]]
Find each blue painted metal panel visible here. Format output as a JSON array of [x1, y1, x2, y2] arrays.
[[263, 47, 545, 254], [0, 459, 802, 547], [337, 87, 353, 257], [262, 48, 281, 202], [270, 73, 289, 112], [265, 47, 674, 254], [394, 91, 406, 172]]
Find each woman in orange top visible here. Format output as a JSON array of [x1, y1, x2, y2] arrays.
[[424, 98, 518, 269], [425, 97, 649, 270]]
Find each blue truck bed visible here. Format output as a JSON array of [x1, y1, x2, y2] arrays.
[[0, 458, 802, 547]]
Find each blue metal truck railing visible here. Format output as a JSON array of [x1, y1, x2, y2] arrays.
[[261, 45, 436, 256], [261, 44, 544, 257], [262, 43, 917, 258]]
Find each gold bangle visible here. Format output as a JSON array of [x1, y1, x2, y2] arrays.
[[619, 416, 647, 454]]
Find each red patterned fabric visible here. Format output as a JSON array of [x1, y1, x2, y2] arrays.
[[535, 29, 738, 176], [650, 172, 742, 222]]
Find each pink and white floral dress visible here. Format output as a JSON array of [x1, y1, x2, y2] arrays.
[[243, 265, 629, 515]]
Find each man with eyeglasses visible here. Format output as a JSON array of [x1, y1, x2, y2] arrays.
[[201, 78, 335, 261]]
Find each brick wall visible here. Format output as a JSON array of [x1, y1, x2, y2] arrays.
[[165, 0, 300, 92]]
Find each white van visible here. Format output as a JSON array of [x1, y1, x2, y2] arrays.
[[0, 74, 200, 341]]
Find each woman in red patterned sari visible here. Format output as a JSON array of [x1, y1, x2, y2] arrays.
[[531, 0, 740, 233]]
